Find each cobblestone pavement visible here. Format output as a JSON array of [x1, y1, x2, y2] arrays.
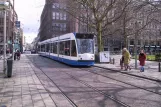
[[95, 55, 161, 82], [0, 55, 55, 107]]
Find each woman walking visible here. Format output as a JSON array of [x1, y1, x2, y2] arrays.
[[139, 50, 146, 72], [122, 48, 131, 71]]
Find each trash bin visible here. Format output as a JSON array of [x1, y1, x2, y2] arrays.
[[7, 58, 13, 77]]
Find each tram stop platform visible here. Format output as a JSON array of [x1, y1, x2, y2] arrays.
[[0, 54, 55, 107], [94, 55, 161, 82]]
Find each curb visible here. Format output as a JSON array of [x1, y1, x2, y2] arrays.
[[94, 65, 161, 82]]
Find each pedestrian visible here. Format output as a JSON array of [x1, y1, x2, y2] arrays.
[[139, 50, 146, 72], [16, 50, 21, 60], [14, 51, 17, 60], [122, 48, 131, 71], [120, 55, 124, 70]]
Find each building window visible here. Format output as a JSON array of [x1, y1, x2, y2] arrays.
[[53, 12, 56, 19], [60, 13, 63, 20], [63, 13, 66, 20], [130, 40, 134, 45], [53, 3, 59, 8], [63, 23, 66, 31], [60, 24, 63, 31], [56, 12, 59, 20], [138, 40, 141, 45]]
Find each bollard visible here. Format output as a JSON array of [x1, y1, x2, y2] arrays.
[[7, 58, 13, 77], [113, 58, 115, 64], [159, 62, 161, 72]]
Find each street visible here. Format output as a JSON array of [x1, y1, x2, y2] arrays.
[[0, 54, 161, 107], [27, 55, 161, 107]]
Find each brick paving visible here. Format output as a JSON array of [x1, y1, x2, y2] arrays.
[[0, 55, 55, 107]]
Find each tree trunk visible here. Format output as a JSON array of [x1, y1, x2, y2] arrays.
[[123, 12, 128, 49], [124, 35, 128, 49], [97, 23, 103, 53]]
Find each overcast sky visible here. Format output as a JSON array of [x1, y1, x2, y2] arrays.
[[14, 0, 45, 43]]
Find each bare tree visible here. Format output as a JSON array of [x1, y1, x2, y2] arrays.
[[57, 0, 131, 53], [52, 0, 161, 53]]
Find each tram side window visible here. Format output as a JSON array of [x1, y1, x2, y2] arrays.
[[43, 45, 45, 52], [41, 45, 44, 52], [60, 42, 65, 55], [39, 45, 41, 52], [46, 44, 50, 52], [50, 43, 52, 53], [38, 45, 40, 52], [45, 44, 47, 52], [41, 45, 42, 52], [71, 40, 77, 56], [53, 42, 57, 54], [64, 41, 70, 56]]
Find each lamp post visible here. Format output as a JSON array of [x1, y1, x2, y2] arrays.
[[12, 0, 14, 60], [127, 36, 130, 51], [134, 21, 140, 69], [3, 8, 6, 74], [0, 0, 9, 74]]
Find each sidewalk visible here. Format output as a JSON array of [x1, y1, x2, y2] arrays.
[[0, 55, 54, 107], [95, 55, 161, 82]]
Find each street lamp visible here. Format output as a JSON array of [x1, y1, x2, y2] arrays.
[[0, 0, 9, 74], [12, 0, 15, 61]]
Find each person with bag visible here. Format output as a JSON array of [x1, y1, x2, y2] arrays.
[[122, 48, 131, 71], [16, 50, 21, 60], [120, 53, 124, 70], [139, 50, 146, 72]]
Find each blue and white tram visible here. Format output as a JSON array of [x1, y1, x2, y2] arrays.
[[38, 33, 95, 66]]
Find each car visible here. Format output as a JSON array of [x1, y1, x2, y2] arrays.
[[24, 50, 31, 54], [31, 50, 36, 54]]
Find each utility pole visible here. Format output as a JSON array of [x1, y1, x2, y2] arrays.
[[3, 8, 7, 74], [134, 21, 138, 69], [12, 0, 14, 60]]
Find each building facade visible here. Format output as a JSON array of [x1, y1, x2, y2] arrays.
[[39, 0, 77, 41], [0, 0, 18, 53], [38, 0, 161, 54]]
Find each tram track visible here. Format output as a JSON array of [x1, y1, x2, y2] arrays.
[[62, 71, 131, 107], [29, 55, 131, 107], [29, 60, 78, 107], [28, 55, 161, 107], [80, 67, 161, 96]]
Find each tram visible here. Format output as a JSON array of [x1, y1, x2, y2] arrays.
[[38, 33, 95, 66]]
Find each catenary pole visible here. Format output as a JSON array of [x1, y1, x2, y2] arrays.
[[3, 9, 7, 74], [12, 0, 14, 60], [134, 21, 138, 69]]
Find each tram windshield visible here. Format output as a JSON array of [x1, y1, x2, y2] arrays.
[[76, 34, 94, 54]]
